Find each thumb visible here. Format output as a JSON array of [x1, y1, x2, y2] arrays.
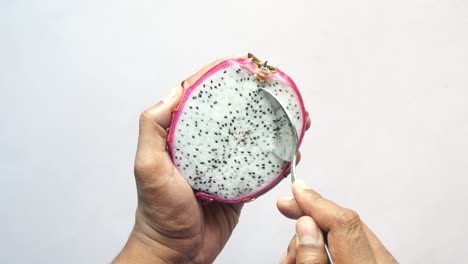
[[134, 84, 184, 183], [139, 84, 184, 148], [295, 216, 327, 264]]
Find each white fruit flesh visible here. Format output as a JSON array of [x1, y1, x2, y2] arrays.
[[170, 61, 305, 201]]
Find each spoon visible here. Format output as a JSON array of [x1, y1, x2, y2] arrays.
[[259, 88, 299, 183], [259, 87, 334, 264]]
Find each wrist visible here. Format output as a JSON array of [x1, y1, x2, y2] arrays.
[[113, 230, 190, 264]]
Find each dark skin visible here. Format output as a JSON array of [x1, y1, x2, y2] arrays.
[[277, 180, 399, 263], [114, 56, 397, 264]]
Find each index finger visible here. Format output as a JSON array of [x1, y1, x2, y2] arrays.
[[292, 179, 377, 263], [292, 180, 358, 232], [277, 194, 398, 263]]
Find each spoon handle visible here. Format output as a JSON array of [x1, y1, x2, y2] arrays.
[[325, 243, 334, 264]]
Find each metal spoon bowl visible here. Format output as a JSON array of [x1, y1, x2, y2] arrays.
[[259, 88, 299, 182]]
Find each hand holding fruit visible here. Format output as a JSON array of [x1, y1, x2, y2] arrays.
[[113, 59, 244, 264]]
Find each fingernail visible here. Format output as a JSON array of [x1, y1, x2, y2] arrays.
[[296, 218, 320, 246], [162, 86, 179, 104], [278, 196, 294, 202], [279, 252, 287, 263], [295, 179, 311, 191]]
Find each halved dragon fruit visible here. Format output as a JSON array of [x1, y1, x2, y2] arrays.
[[168, 54, 307, 203]]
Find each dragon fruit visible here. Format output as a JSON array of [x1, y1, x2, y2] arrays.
[[168, 54, 307, 203]]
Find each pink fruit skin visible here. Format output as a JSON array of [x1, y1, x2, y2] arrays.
[[167, 57, 307, 203]]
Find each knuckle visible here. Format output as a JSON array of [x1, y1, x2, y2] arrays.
[[298, 260, 323, 264], [139, 109, 169, 139], [303, 189, 321, 205], [296, 244, 327, 264], [139, 110, 153, 125], [330, 209, 367, 248], [297, 254, 324, 264], [134, 157, 173, 191], [303, 192, 322, 216], [134, 151, 171, 178], [337, 209, 361, 229], [134, 156, 158, 177]]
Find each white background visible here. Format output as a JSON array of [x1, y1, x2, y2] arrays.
[[1, 0, 467, 263]]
